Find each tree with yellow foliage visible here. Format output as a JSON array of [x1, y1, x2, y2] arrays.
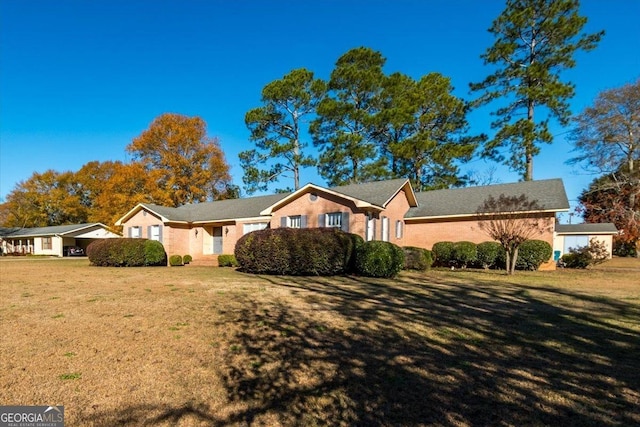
[[127, 113, 235, 207]]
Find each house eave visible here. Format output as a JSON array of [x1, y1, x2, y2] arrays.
[[405, 208, 568, 222]]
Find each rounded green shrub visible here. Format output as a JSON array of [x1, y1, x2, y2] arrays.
[[432, 241, 455, 267], [355, 241, 405, 278], [402, 246, 433, 271], [143, 240, 167, 266], [218, 254, 238, 267], [234, 228, 359, 276], [560, 252, 590, 269], [476, 241, 503, 269], [515, 240, 553, 270], [452, 241, 477, 268], [183, 254, 193, 264], [169, 255, 183, 266]]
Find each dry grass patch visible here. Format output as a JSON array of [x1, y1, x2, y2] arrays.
[[0, 257, 638, 426]]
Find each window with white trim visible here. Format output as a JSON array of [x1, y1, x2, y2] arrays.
[[150, 225, 161, 241], [395, 220, 403, 239], [42, 237, 52, 250], [381, 216, 389, 242], [243, 222, 268, 234], [326, 212, 342, 228], [130, 226, 141, 238], [288, 216, 302, 228]]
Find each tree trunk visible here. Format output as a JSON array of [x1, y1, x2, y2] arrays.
[[511, 246, 519, 274]]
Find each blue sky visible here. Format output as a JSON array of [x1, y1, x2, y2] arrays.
[[1, 0, 638, 222]]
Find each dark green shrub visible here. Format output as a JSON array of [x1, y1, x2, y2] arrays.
[[218, 254, 238, 267], [169, 255, 183, 266], [402, 246, 433, 271], [452, 241, 477, 268], [560, 252, 590, 269], [515, 240, 553, 270], [143, 240, 167, 266], [432, 241, 454, 267], [87, 239, 167, 267], [476, 241, 503, 269], [355, 241, 405, 278], [183, 254, 193, 264], [234, 228, 359, 276]]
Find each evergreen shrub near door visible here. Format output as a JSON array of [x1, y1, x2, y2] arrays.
[[87, 239, 167, 267], [234, 228, 359, 276]]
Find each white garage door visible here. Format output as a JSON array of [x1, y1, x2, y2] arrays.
[[563, 235, 589, 253]]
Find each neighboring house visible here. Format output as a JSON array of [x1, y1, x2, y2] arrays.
[[0, 223, 121, 257], [553, 223, 618, 260], [116, 178, 571, 269]]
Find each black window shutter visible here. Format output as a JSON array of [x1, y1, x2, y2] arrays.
[[318, 214, 325, 228], [281, 217, 287, 228], [301, 215, 307, 228]]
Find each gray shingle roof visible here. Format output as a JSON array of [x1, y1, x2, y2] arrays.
[[555, 223, 618, 234], [0, 223, 105, 238], [406, 178, 569, 219], [143, 193, 290, 223], [328, 178, 412, 207]]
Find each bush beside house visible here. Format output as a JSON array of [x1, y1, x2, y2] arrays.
[[234, 228, 360, 276], [355, 241, 405, 278], [87, 239, 167, 267], [403, 247, 433, 271]]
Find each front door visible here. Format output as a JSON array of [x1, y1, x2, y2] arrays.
[[213, 227, 223, 254]]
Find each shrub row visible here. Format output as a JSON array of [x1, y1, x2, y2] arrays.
[[87, 239, 167, 267], [402, 246, 433, 271], [235, 228, 363, 276], [355, 241, 405, 278], [432, 240, 552, 271]]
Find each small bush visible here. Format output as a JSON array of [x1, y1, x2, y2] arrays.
[[560, 252, 590, 269], [452, 241, 477, 268], [562, 238, 610, 269], [432, 241, 455, 267], [355, 241, 405, 278], [516, 240, 553, 270], [234, 228, 359, 276], [169, 255, 183, 266], [403, 246, 433, 271], [218, 254, 238, 267], [183, 254, 193, 264], [87, 239, 167, 267], [476, 241, 503, 269]]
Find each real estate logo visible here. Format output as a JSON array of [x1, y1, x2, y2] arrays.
[[0, 406, 64, 427]]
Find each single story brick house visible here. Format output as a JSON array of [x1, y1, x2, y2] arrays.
[[553, 223, 618, 260], [0, 223, 121, 257], [115, 178, 571, 269]]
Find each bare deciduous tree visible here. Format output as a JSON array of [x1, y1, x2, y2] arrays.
[[476, 194, 552, 274]]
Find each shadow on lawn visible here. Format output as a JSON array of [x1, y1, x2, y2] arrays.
[[215, 273, 640, 426], [97, 272, 639, 426]]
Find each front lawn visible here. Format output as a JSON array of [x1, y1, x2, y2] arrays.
[[0, 258, 638, 426]]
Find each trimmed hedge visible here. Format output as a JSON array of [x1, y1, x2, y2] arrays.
[[403, 246, 433, 271], [432, 241, 454, 267], [218, 254, 238, 267], [452, 241, 477, 268], [515, 240, 552, 270], [476, 241, 503, 269], [87, 239, 167, 267], [234, 228, 360, 276], [169, 255, 183, 266], [355, 241, 405, 278], [183, 254, 193, 264]]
